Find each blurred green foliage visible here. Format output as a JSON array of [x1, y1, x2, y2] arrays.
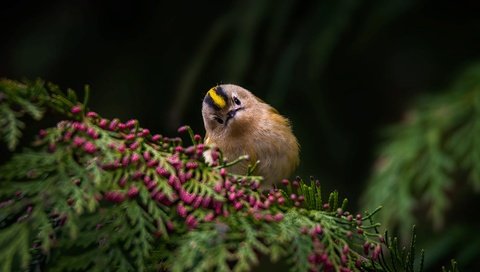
[[363, 65, 480, 270], [2, 0, 480, 271]]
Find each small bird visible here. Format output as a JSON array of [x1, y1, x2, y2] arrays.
[[202, 84, 299, 186]]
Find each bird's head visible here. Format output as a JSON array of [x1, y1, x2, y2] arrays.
[[202, 84, 259, 137]]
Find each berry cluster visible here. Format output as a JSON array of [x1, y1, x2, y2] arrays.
[[41, 106, 288, 231], [31, 105, 385, 271]]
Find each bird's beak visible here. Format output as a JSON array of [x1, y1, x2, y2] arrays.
[[225, 107, 244, 125]]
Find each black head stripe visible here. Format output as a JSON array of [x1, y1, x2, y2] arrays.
[[204, 94, 219, 110], [215, 86, 228, 102]]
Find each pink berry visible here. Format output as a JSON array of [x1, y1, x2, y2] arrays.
[[86, 111, 98, 118], [125, 119, 137, 128], [177, 125, 189, 134], [71, 105, 82, 114], [131, 153, 141, 163], [155, 167, 169, 177], [186, 161, 198, 170], [273, 213, 284, 221], [38, 129, 47, 138], [83, 141, 97, 153], [127, 186, 139, 198], [129, 141, 140, 150], [73, 136, 86, 147], [98, 118, 108, 128], [177, 204, 187, 218], [233, 201, 243, 210], [204, 213, 215, 222]]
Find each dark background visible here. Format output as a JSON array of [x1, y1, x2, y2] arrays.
[[2, 0, 480, 270]]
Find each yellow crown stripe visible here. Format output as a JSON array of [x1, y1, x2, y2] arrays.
[[208, 88, 226, 108]]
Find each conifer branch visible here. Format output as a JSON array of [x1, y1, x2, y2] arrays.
[[0, 79, 459, 271], [363, 64, 480, 237]]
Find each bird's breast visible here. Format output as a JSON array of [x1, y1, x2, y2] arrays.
[[209, 117, 299, 185]]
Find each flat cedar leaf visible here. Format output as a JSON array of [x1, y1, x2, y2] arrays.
[[235, 244, 259, 271], [34, 209, 54, 253], [288, 234, 312, 272], [269, 243, 286, 263], [49, 250, 98, 272], [13, 95, 44, 120], [0, 223, 31, 271], [67, 88, 78, 104], [0, 151, 58, 189], [0, 104, 24, 150], [195, 244, 230, 272], [108, 247, 135, 272]]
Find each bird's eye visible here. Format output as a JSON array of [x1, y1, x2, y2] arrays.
[[233, 96, 241, 105], [214, 117, 224, 124]]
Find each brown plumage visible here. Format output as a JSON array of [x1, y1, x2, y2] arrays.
[[201, 84, 299, 186]]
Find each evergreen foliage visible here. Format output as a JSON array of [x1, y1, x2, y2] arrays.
[[363, 65, 480, 233], [0, 78, 85, 150], [0, 79, 458, 271]]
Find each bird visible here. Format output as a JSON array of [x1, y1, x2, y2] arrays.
[[201, 84, 299, 186]]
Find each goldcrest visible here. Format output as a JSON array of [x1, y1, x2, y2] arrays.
[[202, 84, 299, 186]]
